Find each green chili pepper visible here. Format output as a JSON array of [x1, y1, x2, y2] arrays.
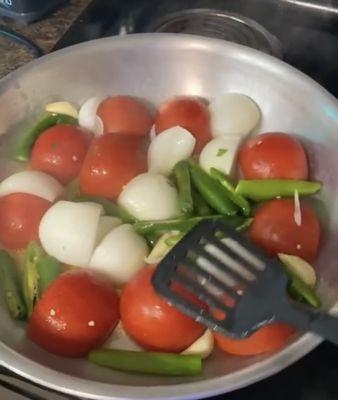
[[146, 232, 182, 263], [22, 242, 42, 316], [210, 168, 251, 217], [88, 349, 202, 376], [134, 215, 247, 236], [288, 283, 321, 308], [235, 217, 253, 232], [164, 232, 187, 247], [209, 168, 234, 192], [287, 270, 321, 308], [0, 250, 26, 320], [23, 242, 60, 302], [36, 255, 60, 295], [235, 179, 322, 202], [74, 195, 136, 224], [173, 161, 193, 217], [222, 216, 250, 231], [144, 231, 163, 248], [135, 217, 209, 235], [14, 113, 77, 162], [192, 188, 212, 216], [188, 161, 238, 216]]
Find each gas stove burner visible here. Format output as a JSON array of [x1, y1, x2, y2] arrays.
[[149, 9, 282, 58]]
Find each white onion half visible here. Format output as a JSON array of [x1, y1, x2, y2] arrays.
[[0, 171, 63, 202], [45, 101, 78, 119], [210, 93, 261, 137], [148, 126, 196, 176], [78, 97, 104, 136], [118, 173, 179, 220], [39, 201, 103, 266], [89, 224, 148, 285], [199, 136, 241, 176], [95, 216, 122, 247]]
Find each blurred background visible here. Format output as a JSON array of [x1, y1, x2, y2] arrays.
[[0, 0, 337, 95]]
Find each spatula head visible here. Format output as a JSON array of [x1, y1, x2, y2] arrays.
[[152, 220, 289, 338]]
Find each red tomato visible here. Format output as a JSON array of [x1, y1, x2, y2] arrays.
[[239, 132, 308, 180], [97, 96, 153, 136], [0, 193, 51, 250], [27, 269, 120, 357], [79, 133, 147, 200], [249, 199, 320, 262], [30, 125, 92, 184], [120, 266, 205, 353], [214, 323, 295, 356], [155, 96, 212, 154]]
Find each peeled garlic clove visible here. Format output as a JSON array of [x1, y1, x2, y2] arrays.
[[181, 330, 214, 359], [45, 101, 78, 119]]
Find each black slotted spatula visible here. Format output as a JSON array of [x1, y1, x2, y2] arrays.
[[152, 220, 338, 344]]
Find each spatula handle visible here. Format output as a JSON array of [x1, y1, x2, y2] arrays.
[[276, 301, 338, 346], [310, 314, 338, 345]]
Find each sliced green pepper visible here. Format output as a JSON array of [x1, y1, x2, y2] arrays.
[[74, 195, 136, 224], [88, 349, 202, 376], [235, 179, 322, 202], [22, 242, 61, 313], [188, 161, 238, 216], [288, 280, 321, 308], [173, 161, 193, 217], [288, 275, 321, 308], [22, 242, 42, 316], [0, 250, 26, 320], [36, 255, 60, 295], [210, 168, 251, 217], [191, 188, 212, 216], [134, 215, 247, 236], [280, 264, 321, 308], [14, 113, 77, 162]]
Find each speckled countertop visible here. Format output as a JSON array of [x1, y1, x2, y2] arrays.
[[0, 0, 92, 79]]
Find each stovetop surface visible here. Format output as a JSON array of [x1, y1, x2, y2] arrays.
[[55, 0, 338, 96], [53, 1, 338, 399]]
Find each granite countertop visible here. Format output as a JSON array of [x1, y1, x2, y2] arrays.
[[0, 0, 92, 79]]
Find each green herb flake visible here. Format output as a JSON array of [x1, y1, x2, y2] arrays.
[[216, 148, 228, 157], [51, 143, 58, 150]]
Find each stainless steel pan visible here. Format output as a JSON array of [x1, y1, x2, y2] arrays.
[[0, 33, 337, 400]]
